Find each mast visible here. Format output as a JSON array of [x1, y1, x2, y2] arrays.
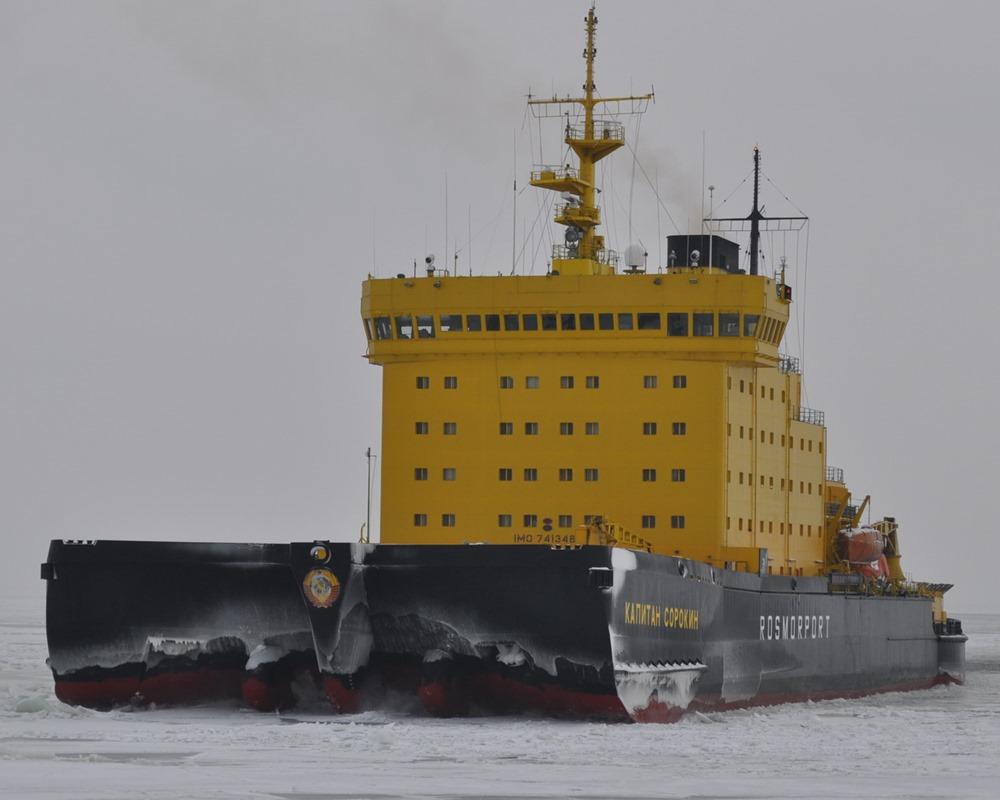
[[527, 5, 652, 276], [749, 146, 762, 276]]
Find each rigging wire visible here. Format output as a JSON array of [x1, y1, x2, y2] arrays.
[[621, 138, 681, 235]]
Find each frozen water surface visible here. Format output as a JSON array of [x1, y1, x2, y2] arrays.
[[1, 594, 998, 799]]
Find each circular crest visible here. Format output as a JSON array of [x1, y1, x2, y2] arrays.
[[303, 568, 341, 608]]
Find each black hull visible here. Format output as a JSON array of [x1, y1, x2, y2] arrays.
[[43, 540, 965, 721]]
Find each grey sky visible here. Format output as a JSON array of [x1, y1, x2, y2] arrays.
[[2, 1, 998, 611]]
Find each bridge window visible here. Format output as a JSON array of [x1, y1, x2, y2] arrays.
[[504, 314, 519, 331], [585, 375, 600, 389], [440, 314, 463, 333], [541, 313, 558, 331], [466, 314, 482, 332], [499, 514, 512, 527], [637, 312, 660, 330], [395, 315, 412, 340], [444, 376, 457, 389], [523, 514, 538, 527], [485, 314, 500, 331], [416, 315, 435, 338], [641, 515, 656, 529], [599, 313, 614, 330], [522, 313, 538, 331], [744, 314, 759, 336], [693, 313, 714, 336], [374, 317, 392, 340], [558, 515, 573, 528], [719, 313, 739, 337], [561, 313, 576, 330], [362, 319, 373, 340], [617, 313, 634, 330], [579, 313, 595, 330], [667, 313, 688, 336]]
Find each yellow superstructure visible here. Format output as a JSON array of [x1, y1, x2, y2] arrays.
[[360, 7, 834, 577]]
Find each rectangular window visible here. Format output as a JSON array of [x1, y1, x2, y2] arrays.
[[579, 313, 595, 330], [617, 312, 634, 330], [485, 314, 500, 331], [498, 514, 512, 527], [443, 422, 457, 435], [416, 376, 430, 389], [693, 313, 714, 336], [643, 422, 657, 435], [444, 376, 458, 389], [440, 314, 463, 333], [525, 376, 540, 389], [362, 319, 373, 341], [524, 422, 539, 435], [719, 312, 739, 337], [541, 313, 557, 331], [466, 314, 482, 332], [637, 312, 661, 330], [416, 315, 435, 338], [523, 468, 538, 481], [641, 515, 656, 529], [559, 468, 573, 482], [584, 468, 598, 482], [442, 467, 456, 481], [643, 375, 658, 389], [667, 313, 688, 336], [442, 513, 456, 527], [585, 422, 599, 435], [559, 422, 574, 435], [499, 375, 513, 389], [560, 313, 576, 331], [671, 468, 686, 482], [585, 375, 600, 389], [671, 515, 685, 529], [558, 514, 573, 528], [672, 375, 687, 388], [499, 422, 513, 435], [503, 313, 519, 331], [414, 513, 427, 527], [672, 422, 686, 435], [415, 421, 429, 435], [584, 514, 601, 525], [414, 467, 428, 481], [498, 468, 512, 481], [642, 468, 656, 482], [374, 317, 392, 340], [522, 313, 539, 331], [395, 316, 414, 339], [560, 375, 575, 389], [523, 514, 538, 528], [598, 312, 614, 330]]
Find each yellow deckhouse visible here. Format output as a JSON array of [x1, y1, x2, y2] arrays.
[[361, 8, 829, 577]]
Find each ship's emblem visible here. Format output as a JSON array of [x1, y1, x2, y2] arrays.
[[303, 568, 340, 608]]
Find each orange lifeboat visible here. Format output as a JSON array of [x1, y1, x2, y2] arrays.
[[836, 526, 886, 564]]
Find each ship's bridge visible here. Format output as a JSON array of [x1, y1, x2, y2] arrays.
[[362, 269, 791, 365]]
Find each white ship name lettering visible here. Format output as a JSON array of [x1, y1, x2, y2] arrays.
[[759, 614, 831, 641]]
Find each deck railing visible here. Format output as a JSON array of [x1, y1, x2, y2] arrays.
[[794, 406, 825, 426]]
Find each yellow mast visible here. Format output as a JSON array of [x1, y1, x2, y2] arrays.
[[528, 5, 652, 276]]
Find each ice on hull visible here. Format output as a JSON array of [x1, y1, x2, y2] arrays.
[[43, 540, 965, 722]]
